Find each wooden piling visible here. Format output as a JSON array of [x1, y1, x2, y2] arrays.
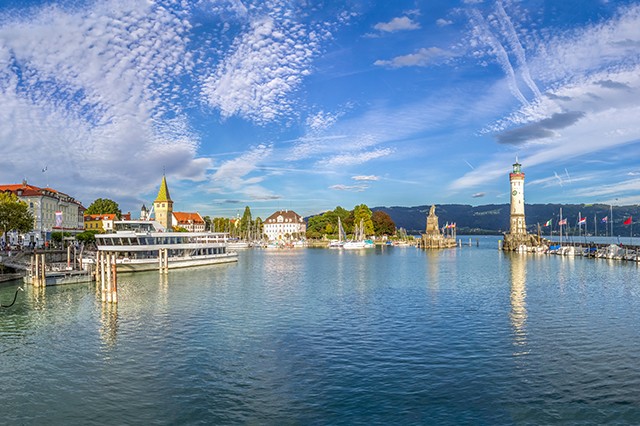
[[40, 254, 46, 287], [101, 252, 107, 302], [111, 254, 117, 303]]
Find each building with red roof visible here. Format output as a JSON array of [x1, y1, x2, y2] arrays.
[[0, 180, 85, 248], [172, 212, 205, 232]]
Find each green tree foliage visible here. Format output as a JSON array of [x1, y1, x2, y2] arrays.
[[75, 230, 100, 245], [305, 206, 360, 239], [0, 192, 34, 236], [203, 216, 212, 231], [352, 204, 374, 236], [240, 206, 252, 235], [372, 210, 396, 236], [254, 217, 263, 240], [306, 214, 330, 239], [85, 198, 122, 218], [50, 231, 72, 243]]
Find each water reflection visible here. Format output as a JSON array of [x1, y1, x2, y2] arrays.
[[425, 251, 441, 295], [99, 302, 118, 347], [509, 253, 528, 356], [28, 284, 46, 311]]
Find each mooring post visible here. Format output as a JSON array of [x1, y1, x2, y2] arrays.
[[104, 253, 111, 302], [99, 252, 105, 300], [164, 249, 169, 274], [67, 245, 71, 269], [40, 253, 46, 287], [107, 253, 114, 303], [111, 253, 118, 303], [32, 254, 38, 286]]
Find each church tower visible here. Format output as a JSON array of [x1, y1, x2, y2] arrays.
[[153, 175, 173, 230], [509, 159, 527, 235]]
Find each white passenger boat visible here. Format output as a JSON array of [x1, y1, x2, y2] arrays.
[[83, 221, 238, 272]]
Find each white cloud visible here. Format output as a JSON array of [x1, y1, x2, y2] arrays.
[[352, 175, 379, 181], [210, 144, 273, 191], [320, 148, 394, 167], [306, 110, 341, 131], [436, 18, 453, 27], [373, 16, 420, 33], [374, 47, 454, 68], [329, 184, 368, 192], [201, 11, 331, 124], [451, 4, 640, 197], [0, 1, 208, 205]]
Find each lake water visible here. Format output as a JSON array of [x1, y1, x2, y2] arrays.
[[2, 236, 640, 425]]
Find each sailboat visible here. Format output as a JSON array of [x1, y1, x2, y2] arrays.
[[343, 218, 374, 249], [329, 217, 346, 248]]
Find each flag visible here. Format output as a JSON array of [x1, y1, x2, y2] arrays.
[[578, 217, 586, 225], [624, 216, 632, 225], [452, 223, 456, 228], [558, 218, 567, 226], [544, 219, 552, 227], [601, 216, 608, 223], [55, 211, 63, 228]]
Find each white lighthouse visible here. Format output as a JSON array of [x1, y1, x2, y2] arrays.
[[509, 159, 527, 235]]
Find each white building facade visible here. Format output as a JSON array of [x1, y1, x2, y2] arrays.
[[263, 210, 306, 241], [0, 181, 85, 248]]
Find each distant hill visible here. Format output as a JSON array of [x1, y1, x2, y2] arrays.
[[373, 204, 640, 236]]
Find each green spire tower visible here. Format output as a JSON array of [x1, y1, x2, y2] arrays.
[[154, 175, 173, 230]]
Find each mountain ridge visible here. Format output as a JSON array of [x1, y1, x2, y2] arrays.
[[373, 203, 640, 236]]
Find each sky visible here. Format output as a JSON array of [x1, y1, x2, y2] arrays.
[[1, 0, 640, 219]]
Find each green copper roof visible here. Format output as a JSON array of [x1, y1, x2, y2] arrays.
[[154, 175, 172, 202]]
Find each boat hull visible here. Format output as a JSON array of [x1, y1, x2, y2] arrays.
[[115, 253, 238, 272], [84, 252, 238, 273]]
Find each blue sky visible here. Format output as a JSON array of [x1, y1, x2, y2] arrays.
[[1, 0, 639, 219]]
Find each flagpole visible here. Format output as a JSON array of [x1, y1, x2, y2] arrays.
[[560, 208, 563, 246], [610, 204, 613, 240]]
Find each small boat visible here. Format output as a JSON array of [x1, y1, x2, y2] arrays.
[[227, 240, 250, 249], [329, 217, 346, 248], [343, 219, 374, 250], [24, 269, 93, 286]]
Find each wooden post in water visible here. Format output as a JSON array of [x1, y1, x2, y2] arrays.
[[67, 245, 71, 269], [32, 254, 38, 286], [111, 253, 117, 303], [106, 253, 112, 303], [159, 248, 169, 274], [40, 254, 46, 287]]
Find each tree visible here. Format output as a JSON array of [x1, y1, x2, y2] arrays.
[[372, 210, 396, 236], [50, 231, 72, 245], [0, 192, 34, 238], [240, 206, 252, 237], [203, 215, 212, 231], [254, 217, 263, 240], [76, 230, 100, 245], [85, 198, 122, 218], [352, 204, 374, 236], [305, 206, 353, 239]]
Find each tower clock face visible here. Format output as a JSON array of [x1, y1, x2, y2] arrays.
[[512, 190, 517, 196]]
